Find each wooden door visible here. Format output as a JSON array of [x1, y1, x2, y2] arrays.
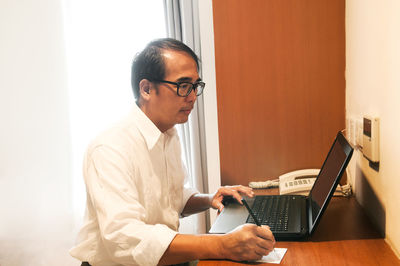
[[212, 0, 345, 185]]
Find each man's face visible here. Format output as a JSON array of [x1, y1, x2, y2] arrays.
[[144, 50, 200, 132]]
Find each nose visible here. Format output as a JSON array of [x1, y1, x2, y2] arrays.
[[185, 88, 197, 102]]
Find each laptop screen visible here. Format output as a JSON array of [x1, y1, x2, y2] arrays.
[[308, 132, 353, 234]]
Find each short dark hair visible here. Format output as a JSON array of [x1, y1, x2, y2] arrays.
[[131, 38, 199, 102]]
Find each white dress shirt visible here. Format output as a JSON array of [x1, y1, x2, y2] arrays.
[[70, 104, 198, 266]]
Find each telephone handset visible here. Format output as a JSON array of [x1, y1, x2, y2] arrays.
[[279, 169, 320, 195]]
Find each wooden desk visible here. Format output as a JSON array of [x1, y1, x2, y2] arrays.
[[199, 190, 400, 265]]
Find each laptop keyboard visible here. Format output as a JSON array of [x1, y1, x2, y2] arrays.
[[245, 195, 291, 231]]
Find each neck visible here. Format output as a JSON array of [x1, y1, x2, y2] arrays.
[[138, 103, 171, 133]]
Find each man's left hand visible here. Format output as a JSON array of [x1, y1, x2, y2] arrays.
[[211, 185, 254, 212]]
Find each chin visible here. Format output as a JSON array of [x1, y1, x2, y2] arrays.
[[176, 116, 189, 124], [178, 118, 189, 124]]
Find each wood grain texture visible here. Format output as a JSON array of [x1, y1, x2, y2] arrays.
[[199, 193, 400, 265], [212, 0, 346, 185]]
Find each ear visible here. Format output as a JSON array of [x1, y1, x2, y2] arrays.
[[139, 79, 152, 102]]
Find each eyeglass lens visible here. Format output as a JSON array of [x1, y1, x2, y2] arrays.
[[178, 82, 205, 97]]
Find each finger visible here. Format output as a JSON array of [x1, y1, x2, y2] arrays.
[[254, 229, 275, 247], [210, 190, 225, 209], [217, 202, 224, 212], [233, 185, 255, 197], [253, 246, 271, 259], [256, 226, 276, 242], [219, 187, 243, 204], [228, 185, 253, 196], [212, 191, 235, 209], [255, 237, 275, 252], [229, 189, 244, 204], [254, 245, 270, 257]]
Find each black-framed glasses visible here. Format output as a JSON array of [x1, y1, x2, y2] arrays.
[[151, 79, 205, 97]]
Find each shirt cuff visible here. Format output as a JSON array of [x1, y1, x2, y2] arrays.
[[180, 186, 199, 215], [132, 223, 177, 266]]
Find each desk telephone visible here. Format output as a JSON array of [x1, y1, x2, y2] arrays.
[[279, 169, 320, 195], [249, 168, 344, 195]]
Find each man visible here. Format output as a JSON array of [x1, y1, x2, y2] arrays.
[[70, 38, 275, 265]]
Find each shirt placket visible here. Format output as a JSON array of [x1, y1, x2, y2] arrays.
[[162, 135, 173, 210]]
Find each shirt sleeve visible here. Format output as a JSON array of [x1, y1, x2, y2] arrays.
[[84, 145, 177, 266], [179, 158, 200, 216]]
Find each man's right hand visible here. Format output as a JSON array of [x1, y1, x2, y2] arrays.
[[159, 223, 275, 265], [219, 224, 276, 261]]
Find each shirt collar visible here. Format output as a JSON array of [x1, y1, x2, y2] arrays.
[[131, 104, 177, 150]]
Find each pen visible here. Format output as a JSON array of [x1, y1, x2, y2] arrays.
[[241, 198, 261, 226], [242, 198, 279, 260]]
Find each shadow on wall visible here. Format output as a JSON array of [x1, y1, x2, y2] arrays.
[[355, 164, 386, 238]]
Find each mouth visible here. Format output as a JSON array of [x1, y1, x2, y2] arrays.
[[180, 107, 193, 115]]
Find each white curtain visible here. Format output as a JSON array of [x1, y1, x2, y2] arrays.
[[163, 0, 209, 234], [66, 0, 166, 226]]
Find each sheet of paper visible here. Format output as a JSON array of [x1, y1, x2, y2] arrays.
[[256, 248, 287, 264]]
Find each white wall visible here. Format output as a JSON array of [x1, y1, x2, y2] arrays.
[[0, 0, 76, 264], [346, 0, 400, 258]]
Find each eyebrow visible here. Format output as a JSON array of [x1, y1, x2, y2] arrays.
[[176, 77, 202, 83]]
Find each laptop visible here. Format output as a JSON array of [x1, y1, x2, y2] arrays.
[[209, 131, 353, 240]]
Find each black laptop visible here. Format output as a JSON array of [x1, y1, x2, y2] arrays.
[[209, 131, 353, 240]]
